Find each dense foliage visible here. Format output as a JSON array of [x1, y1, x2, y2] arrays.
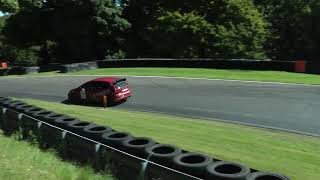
[[123, 0, 266, 59], [0, 0, 319, 65], [254, 0, 312, 60]]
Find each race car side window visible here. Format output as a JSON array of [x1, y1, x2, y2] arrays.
[[92, 82, 111, 89], [80, 82, 95, 89]]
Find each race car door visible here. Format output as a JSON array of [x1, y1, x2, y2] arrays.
[[88, 82, 112, 103]]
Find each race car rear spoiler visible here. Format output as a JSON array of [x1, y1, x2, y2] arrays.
[[113, 78, 126, 84]]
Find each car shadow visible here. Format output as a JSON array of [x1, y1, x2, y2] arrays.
[[61, 99, 127, 108]]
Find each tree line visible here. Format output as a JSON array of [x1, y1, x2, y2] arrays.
[[0, 0, 319, 66]]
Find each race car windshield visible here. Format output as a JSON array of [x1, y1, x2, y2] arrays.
[[115, 80, 128, 88]]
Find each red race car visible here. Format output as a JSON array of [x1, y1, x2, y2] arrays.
[[68, 77, 132, 105]]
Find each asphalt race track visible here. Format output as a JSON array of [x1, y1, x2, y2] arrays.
[[1, 75, 320, 136]]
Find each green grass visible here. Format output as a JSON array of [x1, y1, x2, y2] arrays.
[[0, 132, 114, 180], [17, 68, 320, 85], [20, 98, 320, 180]]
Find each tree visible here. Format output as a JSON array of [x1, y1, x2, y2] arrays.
[[1, 0, 130, 64], [3, 10, 48, 47], [0, 0, 19, 13], [48, 0, 130, 62], [0, 0, 45, 13], [123, 0, 267, 59], [309, 0, 320, 60], [1, 0, 51, 65], [254, 0, 312, 60], [145, 12, 215, 58], [0, 15, 40, 66]]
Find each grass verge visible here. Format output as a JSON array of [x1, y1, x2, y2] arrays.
[[17, 68, 320, 85], [20, 98, 320, 180], [0, 132, 114, 180]]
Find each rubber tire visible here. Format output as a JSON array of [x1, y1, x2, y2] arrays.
[[6, 101, 26, 111], [32, 110, 56, 122], [145, 144, 182, 166], [42, 113, 65, 124], [205, 161, 250, 180], [246, 172, 290, 180], [0, 97, 11, 101], [0, 106, 5, 129], [23, 106, 44, 116], [53, 116, 80, 129], [20, 115, 40, 140], [14, 104, 34, 113], [65, 120, 95, 135], [172, 152, 213, 178], [2, 108, 20, 134], [0, 97, 12, 105], [82, 125, 112, 141], [101, 131, 132, 150], [121, 137, 156, 158], [1, 99, 16, 108]]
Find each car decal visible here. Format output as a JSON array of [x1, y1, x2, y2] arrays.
[[80, 88, 86, 99]]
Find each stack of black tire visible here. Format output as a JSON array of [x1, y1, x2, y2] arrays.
[[0, 97, 290, 180]]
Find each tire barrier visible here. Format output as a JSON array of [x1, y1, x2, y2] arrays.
[[32, 110, 56, 123], [122, 137, 157, 158], [64, 131, 97, 164], [21, 106, 46, 140], [101, 131, 132, 150], [37, 115, 64, 149], [2, 59, 319, 76], [205, 161, 251, 180], [83, 125, 112, 141], [65, 120, 95, 134], [6, 101, 26, 111], [0, 64, 61, 76], [14, 104, 34, 113], [52, 116, 80, 129], [98, 131, 133, 171], [0, 98, 291, 180], [43, 113, 65, 124], [39, 115, 77, 149], [2, 108, 21, 135], [23, 106, 45, 116], [1, 99, 16, 108], [7, 66, 40, 75], [172, 152, 214, 178], [0, 99, 23, 135], [0, 97, 11, 130], [0, 68, 10, 76], [64, 121, 98, 163], [20, 114, 40, 141], [96, 59, 295, 73], [60, 61, 98, 73], [0, 106, 5, 130], [108, 137, 157, 179], [57, 59, 297, 74], [246, 172, 290, 180], [145, 144, 182, 166], [144, 144, 183, 179], [0, 97, 11, 102]]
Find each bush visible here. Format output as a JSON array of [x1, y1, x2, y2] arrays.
[[0, 45, 40, 66]]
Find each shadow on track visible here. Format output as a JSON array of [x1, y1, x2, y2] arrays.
[[61, 99, 127, 108]]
